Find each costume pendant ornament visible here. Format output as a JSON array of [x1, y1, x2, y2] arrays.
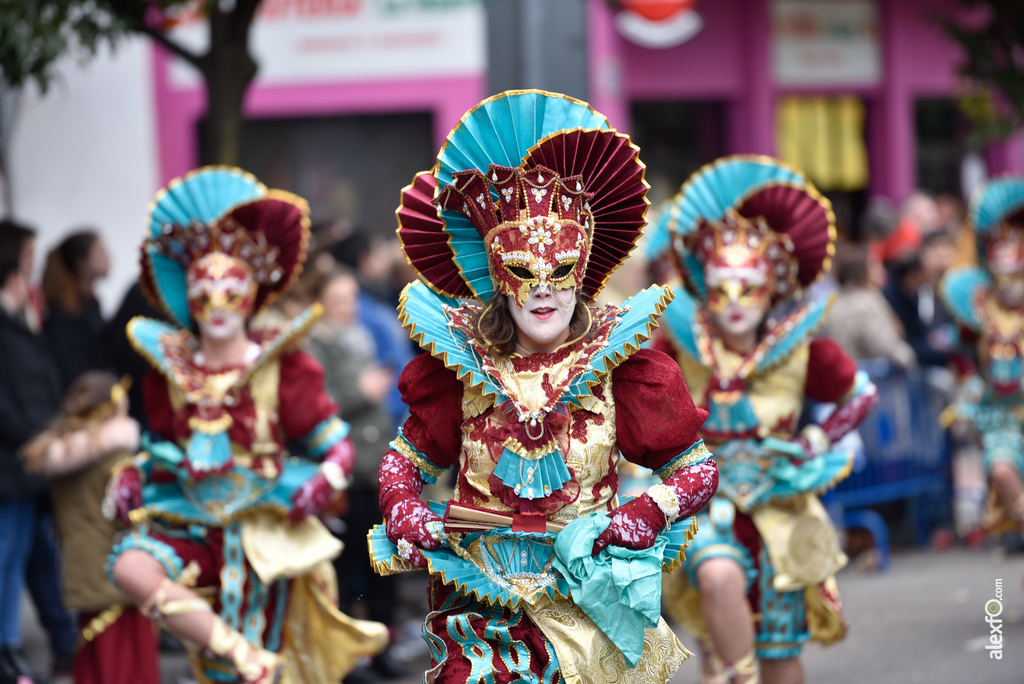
[[492, 403, 573, 501]]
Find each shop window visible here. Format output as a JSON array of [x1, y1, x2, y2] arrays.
[[629, 101, 727, 205], [915, 99, 967, 197], [776, 96, 869, 237], [236, 112, 435, 235], [776, 96, 869, 193]]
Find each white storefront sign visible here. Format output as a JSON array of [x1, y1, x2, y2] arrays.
[[168, 0, 485, 89], [771, 0, 882, 86]]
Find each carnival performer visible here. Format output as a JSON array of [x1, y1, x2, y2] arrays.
[[940, 176, 1024, 541], [23, 372, 160, 684], [657, 156, 878, 684], [105, 167, 387, 684], [367, 90, 719, 684]]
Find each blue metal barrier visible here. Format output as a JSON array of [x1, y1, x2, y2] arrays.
[[824, 359, 952, 569]]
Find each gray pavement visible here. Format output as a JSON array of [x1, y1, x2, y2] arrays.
[[670, 548, 1024, 684], [20, 548, 1024, 683]]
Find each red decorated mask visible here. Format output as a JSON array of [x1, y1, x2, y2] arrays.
[[685, 212, 799, 313], [186, 252, 257, 324], [437, 165, 593, 306], [704, 254, 772, 316]]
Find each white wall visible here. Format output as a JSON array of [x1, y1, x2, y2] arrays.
[[8, 38, 159, 315]]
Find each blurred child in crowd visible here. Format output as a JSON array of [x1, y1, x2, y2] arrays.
[[41, 230, 110, 390], [23, 372, 160, 684]]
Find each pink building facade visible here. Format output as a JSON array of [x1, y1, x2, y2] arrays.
[[152, 0, 1020, 206], [588, 0, 1021, 203]]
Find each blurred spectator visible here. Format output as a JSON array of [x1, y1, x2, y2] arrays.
[[92, 282, 167, 428], [306, 269, 406, 681], [308, 268, 394, 493], [902, 191, 942, 237], [862, 195, 913, 268], [918, 231, 957, 350], [23, 372, 160, 684], [935, 193, 965, 235], [42, 230, 110, 390], [823, 243, 916, 369], [334, 233, 401, 306], [332, 233, 413, 424], [884, 252, 950, 367], [860, 195, 900, 242], [920, 231, 956, 288], [0, 220, 69, 684]]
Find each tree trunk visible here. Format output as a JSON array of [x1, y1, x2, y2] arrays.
[[198, 5, 258, 165]]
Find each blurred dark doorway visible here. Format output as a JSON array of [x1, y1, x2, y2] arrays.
[[236, 112, 435, 235], [630, 101, 727, 205], [915, 98, 968, 197]]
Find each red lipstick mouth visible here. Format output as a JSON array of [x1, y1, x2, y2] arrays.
[[531, 306, 556, 319]]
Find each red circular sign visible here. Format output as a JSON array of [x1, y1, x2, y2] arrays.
[[621, 0, 697, 23]]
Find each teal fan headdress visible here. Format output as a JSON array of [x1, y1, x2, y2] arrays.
[[396, 90, 651, 304]]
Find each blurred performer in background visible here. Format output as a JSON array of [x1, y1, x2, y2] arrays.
[[369, 90, 718, 683], [940, 177, 1024, 543], [104, 167, 387, 684], [658, 156, 878, 684], [24, 372, 160, 684]]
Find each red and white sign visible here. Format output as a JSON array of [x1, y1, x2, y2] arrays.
[[166, 0, 485, 89], [615, 0, 703, 49]]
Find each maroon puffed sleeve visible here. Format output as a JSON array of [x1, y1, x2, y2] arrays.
[[611, 348, 709, 470], [277, 349, 340, 442], [142, 369, 175, 441], [397, 353, 465, 470], [804, 337, 858, 404]]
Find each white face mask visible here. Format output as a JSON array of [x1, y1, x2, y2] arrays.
[[713, 301, 765, 338], [705, 263, 768, 339], [197, 309, 246, 341], [506, 286, 577, 354]]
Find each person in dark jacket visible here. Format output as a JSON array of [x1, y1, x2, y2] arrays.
[[91, 281, 167, 428], [883, 251, 951, 367], [0, 220, 65, 684], [41, 230, 110, 390]]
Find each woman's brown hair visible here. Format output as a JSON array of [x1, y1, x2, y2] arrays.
[[22, 371, 124, 471], [476, 292, 592, 358], [42, 230, 99, 318]]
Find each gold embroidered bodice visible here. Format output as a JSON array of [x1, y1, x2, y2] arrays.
[[676, 337, 810, 446], [456, 369, 620, 525]]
